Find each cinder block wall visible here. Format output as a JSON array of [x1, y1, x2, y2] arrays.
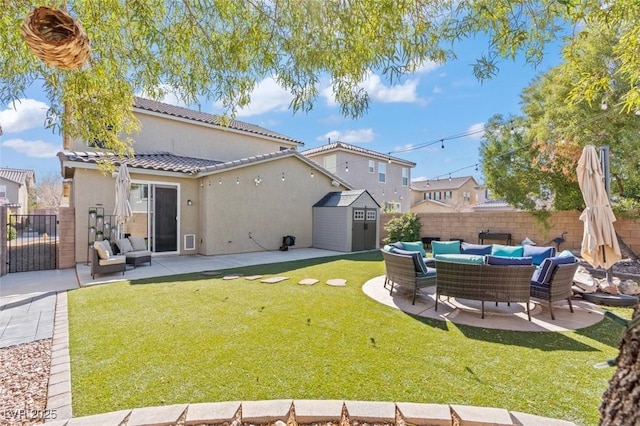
[[380, 211, 640, 255], [57, 207, 76, 269]]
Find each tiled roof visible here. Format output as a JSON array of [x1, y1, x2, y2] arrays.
[[313, 189, 379, 207], [472, 200, 517, 211], [58, 151, 223, 175], [301, 142, 416, 167], [0, 168, 35, 185], [133, 97, 303, 145], [411, 176, 476, 191]]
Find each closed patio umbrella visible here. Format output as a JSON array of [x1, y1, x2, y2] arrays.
[[113, 162, 132, 239], [576, 145, 621, 270]]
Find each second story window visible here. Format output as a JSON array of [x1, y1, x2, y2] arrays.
[[378, 162, 386, 183], [402, 168, 409, 186], [0, 185, 6, 198], [368, 160, 375, 173], [463, 191, 471, 202], [324, 155, 337, 173]]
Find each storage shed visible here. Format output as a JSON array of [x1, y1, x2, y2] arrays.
[[313, 190, 380, 252]]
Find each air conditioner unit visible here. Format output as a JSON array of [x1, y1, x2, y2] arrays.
[[184, 234, 196, 250]]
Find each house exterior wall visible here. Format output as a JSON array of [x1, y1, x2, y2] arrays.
[[70, 112, 299, 160], [70, 167, 200, 262], [313, 207, 351, 252], [411, 179, 478, 211], [410, 200, 454, 214], [200, 157, 348, 255], [0, 179, 30, 215], [305, 150, 411, 212]]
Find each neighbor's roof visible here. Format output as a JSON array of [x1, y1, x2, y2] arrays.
[[411, 176, 478, 191], [472, 199, 518, 211], [0, 168, 35, 185], [134, 97, 303, 145], [301, 142, 416, 167], [313, 189, 380, 208]]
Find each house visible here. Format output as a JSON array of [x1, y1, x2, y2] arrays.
[[410, 176, 483, 213], [59, 97, 352, 263], [301, 142, 416, 213], [0, 168, 35, 215]]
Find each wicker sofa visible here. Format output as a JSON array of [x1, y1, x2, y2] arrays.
[[381, 250, 437, 305], [435, 260, 536, 320]]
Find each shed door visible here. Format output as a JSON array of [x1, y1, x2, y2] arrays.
[[352, 208, 377, 251]]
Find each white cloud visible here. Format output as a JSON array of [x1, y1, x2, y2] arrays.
[[316, 128, 375, 144], [413, 60, 442, 74], [321, 71, 423, 106], [232, 77, 294, 117], [432, 85, 444, 94], [466, 122, 486, 140], [0, 99, 49, 133], [2, 138, 60, 158]]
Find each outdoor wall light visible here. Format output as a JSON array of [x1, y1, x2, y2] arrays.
[[187, 199, 193, 206]]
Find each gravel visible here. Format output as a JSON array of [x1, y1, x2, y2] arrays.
[[0, 339, 51, 425]]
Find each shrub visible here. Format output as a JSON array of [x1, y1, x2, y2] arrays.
[[6, 224, 16, 241], [384, 212, 422, 244]]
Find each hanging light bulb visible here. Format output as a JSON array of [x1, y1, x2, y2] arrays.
[[381, 189, 385, 195], [254, 176, 262, 186], [440, 139, 445, 149], [281, 172, 285, 181], [426, 180, 430, 188], [394, 187, 397, 194], [218, 178, 222, 185], [236, 177, 240, 184], [345, 162, 349, 172], [448, 174, 452, 181], [601, 100, 608, 110], [310, 169, 314, 178], [509, 121, 516, 135], [388, 157, 392, 164], [475, 164, 479, 171]]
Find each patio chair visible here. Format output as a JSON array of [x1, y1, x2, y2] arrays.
[[530, 262, 580, 320], [90, 245, 126, 279], [382, 250, 436, 305]]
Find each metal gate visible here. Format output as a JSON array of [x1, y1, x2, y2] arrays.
[[7, 214, 58, 273]]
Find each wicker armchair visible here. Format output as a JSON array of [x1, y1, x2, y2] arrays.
[[381, 250, 436, 305], [530, 262, 580, 320], [435, 260, 536, 320], [90, 247, 126, 279]]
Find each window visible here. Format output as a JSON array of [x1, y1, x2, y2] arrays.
[[366, 210, 377, 221], [378, 162, 386, 183], [324, 155, 337, 173], [353, 209, 365, 220], [463, 191, 471, 202], [435, 192, 441, 200], [444, 190, 452, 199], [130, 183, 149, 212], [402, 168, 409, 186], [368, 160, 375, 173], [0, 185, 6, 198]]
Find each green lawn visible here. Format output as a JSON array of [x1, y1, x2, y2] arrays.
[[68, 251, 629, 425]]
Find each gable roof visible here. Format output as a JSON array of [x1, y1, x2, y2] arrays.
[[301, 142, 416, 167], [313, 189, 380, 208], [411, 176, 478, 191], [134, 97, 303, 146], [0, 168, 35, 185], [58, 149, 352, 189]]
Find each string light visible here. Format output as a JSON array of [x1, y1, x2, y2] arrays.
[[448, 173, 452, 181], [440, 139, 445, 149], [345, 161, 349, 172], [310, 169, 314, 178], [281, 172, 285, 181], [218, 178, 222, 185], [236, 177, 240, 184]]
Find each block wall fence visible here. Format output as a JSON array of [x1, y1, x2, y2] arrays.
[[379, 211, 640, 256]]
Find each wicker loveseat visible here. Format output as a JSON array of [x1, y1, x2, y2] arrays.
[[381, 250, 437, 305], [435, 260, 536, 320]]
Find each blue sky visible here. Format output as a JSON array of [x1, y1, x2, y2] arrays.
[[0, 37, 563, 185]]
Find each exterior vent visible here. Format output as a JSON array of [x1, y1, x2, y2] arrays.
[[184, 234, 196, 251]]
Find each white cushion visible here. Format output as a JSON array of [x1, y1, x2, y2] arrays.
[[116, 238, 134, 254], [102, 240, 114, 257], [129, 236, 147, 251], [94, 241, 110, 260], [98, 255, 126, 266]]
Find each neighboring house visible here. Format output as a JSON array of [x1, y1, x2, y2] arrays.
[[59, 97, 352, 263], [471, 199, 518, 212], [0, 168, 35, 215], [410, 176, 481, 213], [301, 142, 416, 213]]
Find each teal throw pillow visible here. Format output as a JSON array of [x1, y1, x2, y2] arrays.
[[401, 241, 426, 257], [432, 240, 461, 256], [491, 244, 524, 257]]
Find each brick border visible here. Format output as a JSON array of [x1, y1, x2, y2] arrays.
[[46, 291, 72, 422]]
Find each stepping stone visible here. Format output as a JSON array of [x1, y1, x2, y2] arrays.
[[260, 276, 289, 284], [245, 275, 263, 281], [326, 278, 347, 287], [298, 278, 319, 285], [223, 274, 243, 280]]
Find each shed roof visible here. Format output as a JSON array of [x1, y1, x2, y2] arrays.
[[134, 97, 303, 145], [313, 189, 380, 208]]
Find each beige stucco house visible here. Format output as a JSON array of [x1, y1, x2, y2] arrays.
[[301, 142, 415, 213], [59, 97, 351, 263], [410, 176, 483, 213], [0, 168, 35, 215]]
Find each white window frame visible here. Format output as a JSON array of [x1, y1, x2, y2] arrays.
[[378, 162, 386, 183], [366, 210, 376, 221], [324, 155, 337, 174], [353, 209, 365, 220], [0, 185, 6, 198], [402, 168, 409, 186], [368, 160, 375, 173]]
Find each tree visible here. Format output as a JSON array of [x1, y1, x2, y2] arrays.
[[5, 0, 636, 156], [33, 173, 63, 209]]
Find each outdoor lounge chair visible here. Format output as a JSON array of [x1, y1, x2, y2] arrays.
[[382, 250, 437, 305], [530, 262, 580, 320], [90, 246, 126, 279]]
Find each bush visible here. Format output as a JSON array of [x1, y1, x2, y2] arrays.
[[6, 224, 16, 241], [384, 212, 422, 244]]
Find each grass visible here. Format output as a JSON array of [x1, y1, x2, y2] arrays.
[[68, 251, 631, 425]]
